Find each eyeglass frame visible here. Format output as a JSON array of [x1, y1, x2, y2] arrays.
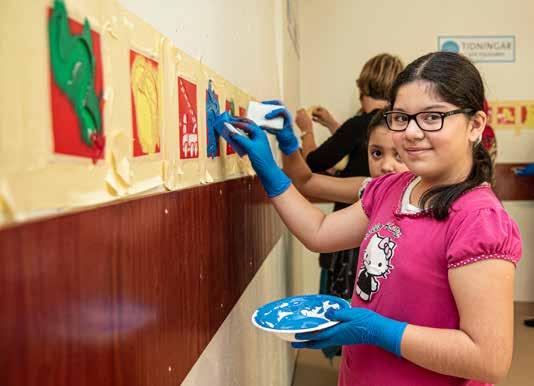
[[383, 108, 474, 132]]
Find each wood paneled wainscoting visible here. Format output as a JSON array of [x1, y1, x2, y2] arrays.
[[0, 177, 283, 386], [493, 163, 534, 201]]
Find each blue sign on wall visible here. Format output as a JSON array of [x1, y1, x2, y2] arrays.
[[438, 36, 515, 63]]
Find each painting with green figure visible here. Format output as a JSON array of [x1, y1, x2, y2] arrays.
[[48, 0, 102, 149]]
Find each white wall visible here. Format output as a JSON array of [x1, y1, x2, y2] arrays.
[[182, 238, 295, 386], [298, 0, 534, 161], [299, 0, 534, 301], [289, 203, 333, 296], [504, 201, 534, 302], [121, 0, 283, 101]]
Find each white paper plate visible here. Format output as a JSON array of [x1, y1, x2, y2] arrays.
[[251, 294, 350, 342]]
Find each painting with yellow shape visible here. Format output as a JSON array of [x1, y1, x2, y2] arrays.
[[130, 51, 160, 156]]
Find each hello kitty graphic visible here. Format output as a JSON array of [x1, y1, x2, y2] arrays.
[[356, 233, 396, 302]]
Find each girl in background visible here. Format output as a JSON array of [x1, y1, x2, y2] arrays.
[[282, 109, 408, 206], [297, 53, 403, 167]]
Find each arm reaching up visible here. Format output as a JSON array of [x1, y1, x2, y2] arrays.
[[263, 103, 367, 204], [295, 108, 319, 158], [229, 116, 369, 252], [311, 106, 340, 133]]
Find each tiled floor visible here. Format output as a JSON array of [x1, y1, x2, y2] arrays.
[[292, 302, 534, 386], [291, 349, 340, 386]]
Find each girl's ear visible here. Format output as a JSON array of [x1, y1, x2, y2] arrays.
[[468, 110, 487, 144]]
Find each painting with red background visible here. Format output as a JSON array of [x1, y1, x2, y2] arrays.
[[178, 77, 199, 160], [48, 11, 104, 161]]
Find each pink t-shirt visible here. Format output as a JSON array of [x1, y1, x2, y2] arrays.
[[339, 172, 522, 386]]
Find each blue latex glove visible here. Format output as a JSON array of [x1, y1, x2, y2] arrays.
[[230, 117, 291, 198], [213, 111, 247, 156], [292, 307, 408, 357], [513, 163, 534, 176], [262, 100, 299, 156]]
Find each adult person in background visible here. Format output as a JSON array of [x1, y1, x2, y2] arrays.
[[294, 53, 403, 359], [296, 53, 403, 166]]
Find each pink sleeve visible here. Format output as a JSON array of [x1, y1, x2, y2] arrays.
[[447, 208, 522, 269], [361, 172, 408, 218]]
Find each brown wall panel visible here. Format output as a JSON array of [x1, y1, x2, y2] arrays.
[[494, 163, 534, 201], [0, 177, 283, 386]]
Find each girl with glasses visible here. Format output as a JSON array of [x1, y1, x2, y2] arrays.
[[224, 51, 522, 385]]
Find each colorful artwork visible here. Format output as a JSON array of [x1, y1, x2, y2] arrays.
[[520, 105, 534, 127], [130, 51, 160, 157], [487, 100, 534, 132], [178, 77, 199, 159], [206, 80, 220, 158], [497, 106, 516, 125], [48, 0, 105, 161], [225, 99, 236, 155]]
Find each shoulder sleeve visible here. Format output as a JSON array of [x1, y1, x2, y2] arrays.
[[447, 207, 522, 269], [358, 177, 373, 200], [361, 172, 408, 218], [305, 115, 369, 172]]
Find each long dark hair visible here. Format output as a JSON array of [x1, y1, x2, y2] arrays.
[[390, 52, 493, 220]]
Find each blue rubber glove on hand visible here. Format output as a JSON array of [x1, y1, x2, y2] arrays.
[[262, 100, 299, 156], [230, 118, 291, 198], [292, 307, 408, 357], [513, 163, 534, 176]]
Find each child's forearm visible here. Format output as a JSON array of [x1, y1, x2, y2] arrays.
[[282, 151, 363, 204], [401, 324, 511, 384], [271, 186, 367, 252], [282, 151, 313, 188]]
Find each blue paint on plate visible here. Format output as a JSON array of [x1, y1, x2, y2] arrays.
[[253, 295, 350, 331]]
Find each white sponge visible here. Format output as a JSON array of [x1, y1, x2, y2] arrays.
[[246, 101, 284, 130]]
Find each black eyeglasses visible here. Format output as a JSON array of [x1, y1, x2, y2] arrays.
[[383, 108, 473, 132]]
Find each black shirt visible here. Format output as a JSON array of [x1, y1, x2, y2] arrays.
[[305, 110, 376, 178]]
